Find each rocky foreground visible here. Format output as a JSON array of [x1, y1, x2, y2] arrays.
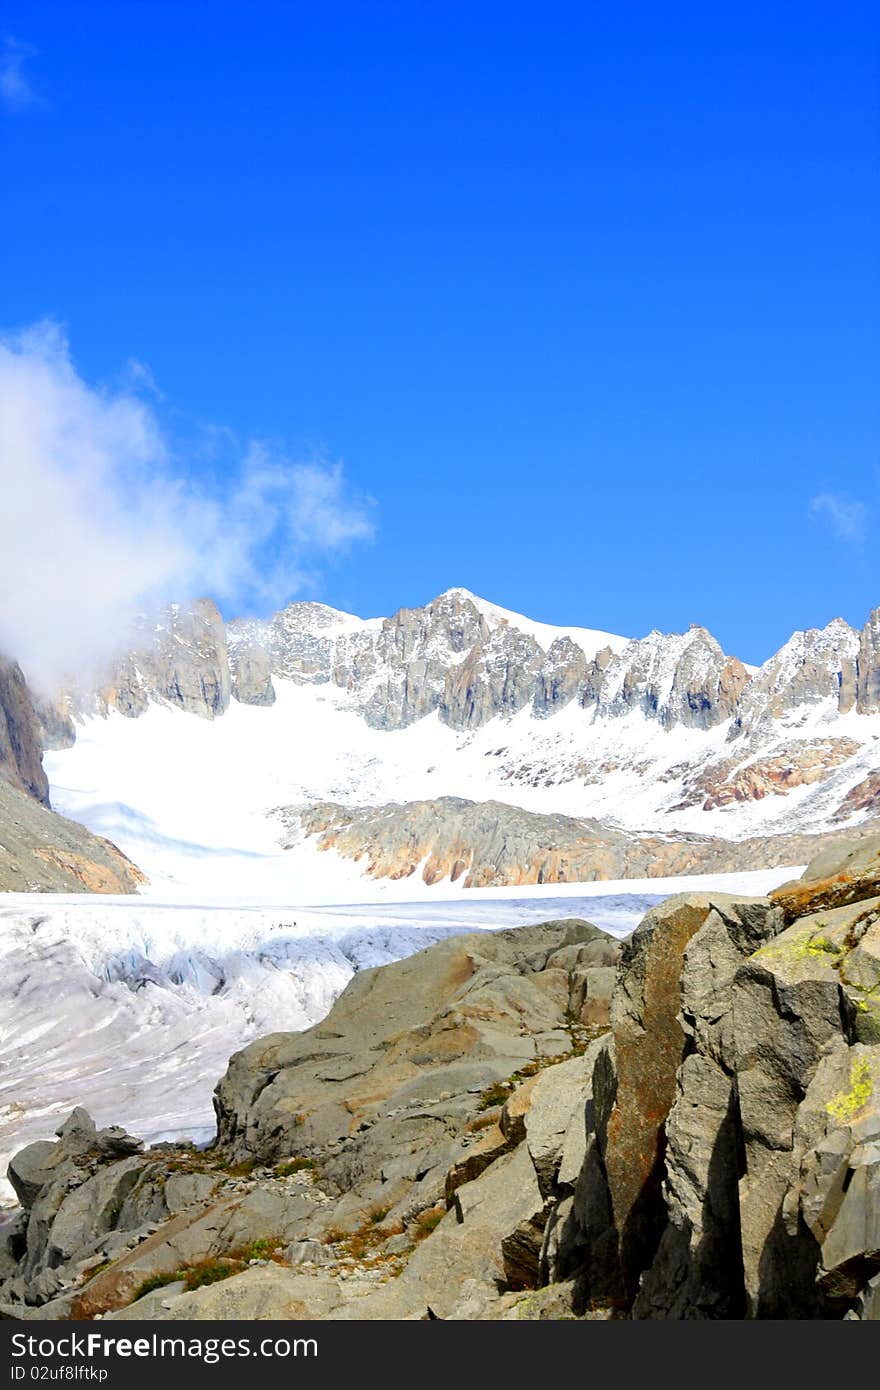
[[2, 834, 879, 1321]]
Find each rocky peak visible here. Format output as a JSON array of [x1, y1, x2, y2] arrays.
[[70, 598, 232, 722], [229, 600, 362, 685], [378, 590, 490, 664], [43, 591, 880, 773], [138, 598, 231, 720], [592, 625, 748, 730], [729, 617, 860, 740], [533, 636, 589, 718], [354, 591, 491, 730], [857, 606, 880, 714], [441, 624, 545, 731]]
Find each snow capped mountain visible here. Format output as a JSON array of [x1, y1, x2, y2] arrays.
[[30, 587, 880, 901], [729, 618, 862, 737], [6, 587, 878, 1205]]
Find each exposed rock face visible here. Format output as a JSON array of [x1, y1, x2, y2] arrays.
[[676, 738, 861, 811], [592, 626, 750, 731], [0, 780, 146, 893], [229, 602, 347, 684], [631, 898, 785, 1317], [0, 656, 146, 893], [769, 833, 880, 922], [602, 894, 781, 1299], [286, 795, 880, 889], [66, 600, 232, 723], [835, 772, 880, 823], [533, 637, 589, 718], [5, 844, 880, 1321], [128, 600, 231, 720], [626, 840, 880, 1320], [441, 625, 545, 731], [731, 907, 871, 1315], [0, 657, 49, 805], [213, 919, 616, 1168], [858, 608, 880, 713], [228, 640, 275, 706], [32, 695, 76, 753], [359, 591, 490, 730], [579, 645, 615, 707], [290, 797, 628, 888], [731, 619, 861, 737]]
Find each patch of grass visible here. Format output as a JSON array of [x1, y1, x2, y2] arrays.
[[132, 1271, 182, 1302], [368, 1204, 391, 1225], [322, 1215, 404, 1263], [566, 1026, 610, 1057], [107, 1199, 125, 1230], [411, 1206, 445, 1242], [337, 1225, 385, 1259], [127, 1233, 287, 1307], [475, 1036, 611, 1119], [235, 1236, 285, 1265], [182, 1259, 238, 1291], [476, 1051, 577, 1113], [225, 1157, 260, 1177], [476, 1082, 514, 1111], [510, 1060, 542, 1081], [274, 1157, 316, 1178]]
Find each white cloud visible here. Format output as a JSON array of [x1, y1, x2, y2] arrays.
[[0, 38, 44, 113], [808, 492, 868, 545], [0, 321, 375, 689]]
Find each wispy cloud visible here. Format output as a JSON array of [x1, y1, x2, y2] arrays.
[[808, 491, 868, 545], [0, 37, 44, 113], [0, 321, 376, 689]]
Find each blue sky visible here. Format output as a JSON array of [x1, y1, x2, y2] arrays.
[[1, 2, 878, 664]]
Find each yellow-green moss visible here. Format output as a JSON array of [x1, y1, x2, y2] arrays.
[[753, 927, 843, 969], [826, 1056, 874, 1124]]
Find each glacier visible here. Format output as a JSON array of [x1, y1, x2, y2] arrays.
[[0, 867, 796, 1203]]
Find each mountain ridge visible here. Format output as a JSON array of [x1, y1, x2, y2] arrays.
[[44, 585, 880, 735], [8, 587, 880, 895]]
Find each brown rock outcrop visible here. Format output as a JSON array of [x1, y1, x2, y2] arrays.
[[603, 895, 723, 1295], [0, 780, 146, 893], [689, 738, 861, 810], [286, 795, 880, 891], [834, 771, 880, 823], [770, 833, 880, 922]]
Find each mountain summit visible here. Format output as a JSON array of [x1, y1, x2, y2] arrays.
[[15, 587, 877, 898]]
